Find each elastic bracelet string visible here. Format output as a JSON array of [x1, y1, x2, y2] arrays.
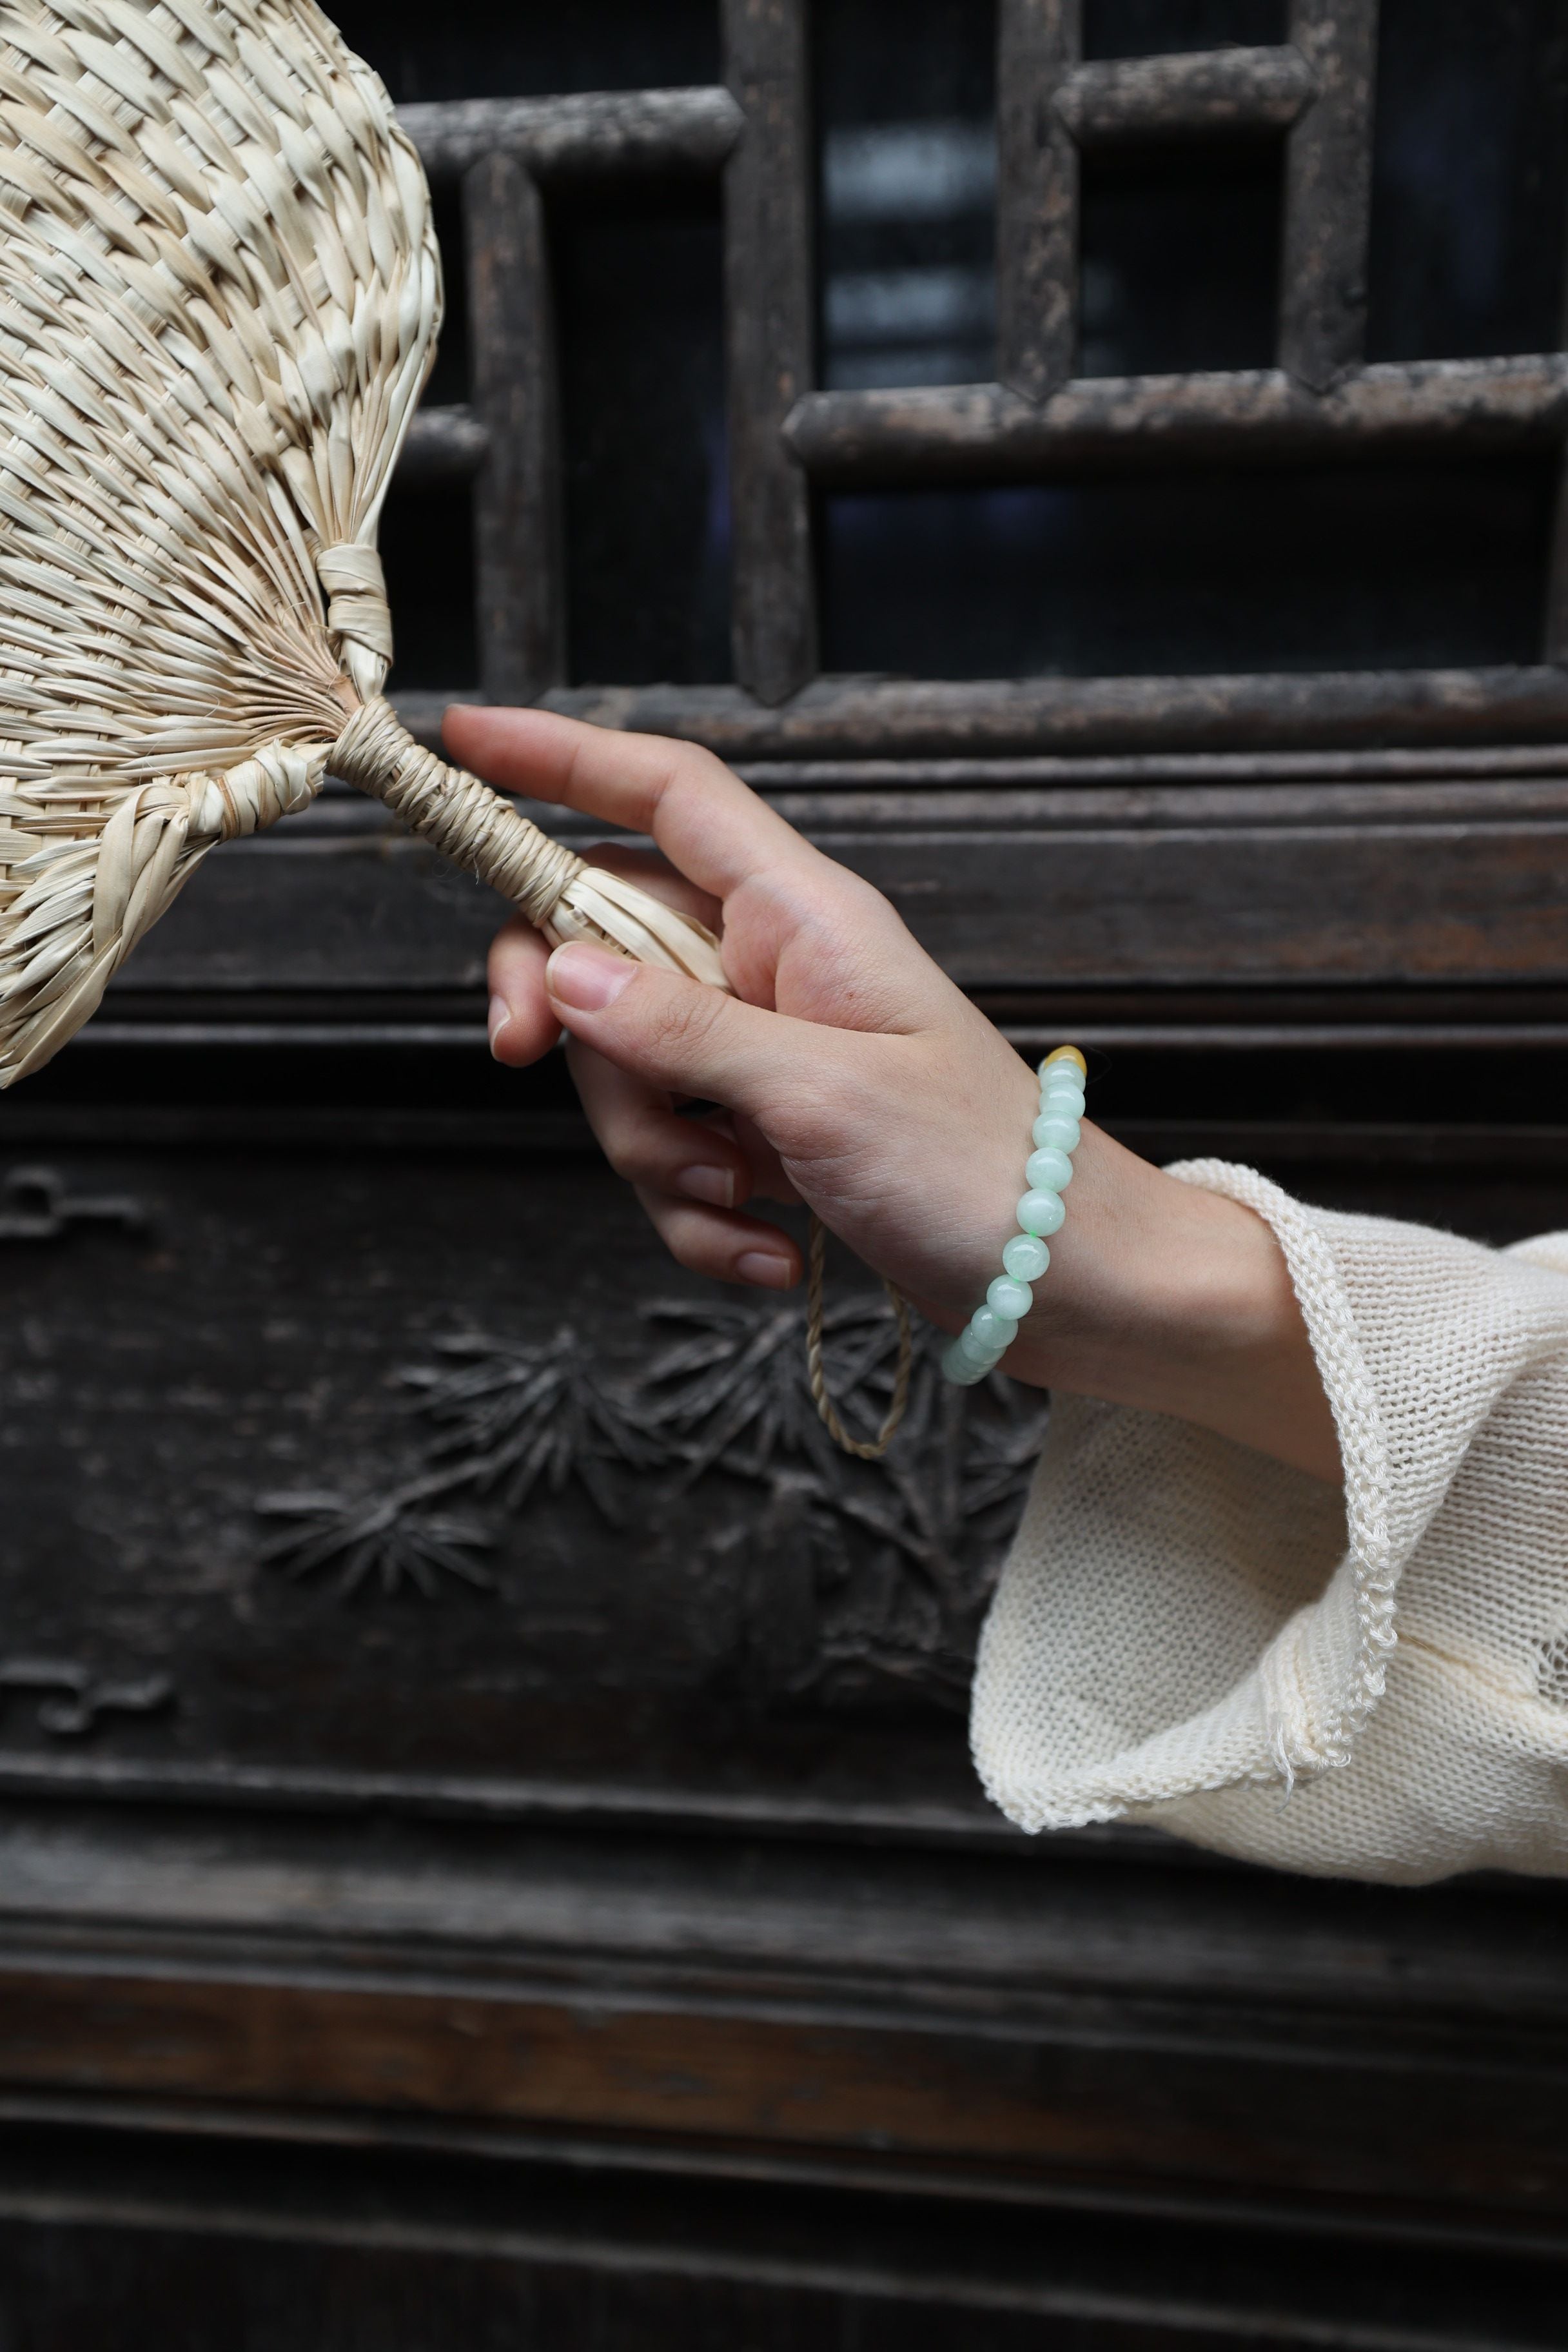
[[806, 1213, 913, 1460]]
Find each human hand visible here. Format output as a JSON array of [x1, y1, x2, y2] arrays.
[[446, 704, 1340, 1483]]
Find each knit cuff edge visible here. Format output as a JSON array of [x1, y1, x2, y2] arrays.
[[1164, 1157, 1398, 1764]]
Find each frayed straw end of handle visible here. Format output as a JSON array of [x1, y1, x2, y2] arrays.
[[548, 867, 730, 994]]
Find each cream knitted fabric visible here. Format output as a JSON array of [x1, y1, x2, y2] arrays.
[[970, 1162, 1568, 1883]]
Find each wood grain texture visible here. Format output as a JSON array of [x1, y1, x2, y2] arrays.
[[0, 1106, 1562, 1839], [0, 1803, 1559, 2235], [92, 783, 1568, 996], [0, 1957, 1563, 2207], [540, 667, 1568, 756], [464, 156, 562, 703], [10, 5, 1568, 2331], [783, 356, 1568, 485], [1054, 46, 1317, 148], [0, 2108, 1563, 2347], [996, 0, 1081, 400], [1280, 0, 1378, 390], [721, 0, 816, 705], [400, 87, 744, 184]]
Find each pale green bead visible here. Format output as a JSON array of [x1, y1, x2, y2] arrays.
[[1025, 1144, 1073, 1192], [972, 1302, 1020, 1348], [985, 1275, 1032, 1322], [950, 1336, 1001, 1373], [957, 1320, 1001, 1360], [1041, 1079, 1085, 1117], [942, 1339, 989, 1384], [1036, 1054, 1086, 1088], [1032, 1110, 1081, 1152], [1017, 1188, 1066, 1237], [1003, 1232, 1050, 1282]]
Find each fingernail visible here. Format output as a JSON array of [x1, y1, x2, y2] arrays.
[[738, 1250, 794, 1289], [547, 942, 635, 1013], [677, 1164, 734, 1208], [487, 994, 511, 1057]]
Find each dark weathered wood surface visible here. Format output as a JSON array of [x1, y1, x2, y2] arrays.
[[996, 0, 1080, 400], [721, 0, 816, 705], [1, 1096, 1562, 1830], [400, 87, 743, 184], [784, 356, 1568, 484], [1, 2099, 1565, 2347], [464, 155, 561, 704], [1280, 0, 1378, 390], [7, 1008, 1568, 2344], [1054, 45, 1318, 147], [10, 4, 1568, 2337], [0, 1798, 1558, 2238], [78, 777, 1568, 997], [395, 405, 488, 488], [531, 667, 1568, 758]]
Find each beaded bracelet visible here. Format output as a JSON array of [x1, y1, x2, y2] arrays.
[[941, 1046, 1087, 1386]]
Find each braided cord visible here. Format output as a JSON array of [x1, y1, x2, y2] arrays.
[[805, 1214, 912, 1460]]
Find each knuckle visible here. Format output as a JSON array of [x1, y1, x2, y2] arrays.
[[641, 979, 720, 1068], [601, 1109, 671, 1187], [602, 1132, 643, 1184], [652, 1209, 714, 1279]]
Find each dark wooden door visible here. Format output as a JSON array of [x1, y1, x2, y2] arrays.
[[2, 0, 1567, 2341]]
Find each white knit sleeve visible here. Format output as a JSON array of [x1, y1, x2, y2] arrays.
[[969, 1162, 1568, 1883]]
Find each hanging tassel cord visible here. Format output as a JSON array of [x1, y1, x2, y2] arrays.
[[805, 1213, 913, 1460]]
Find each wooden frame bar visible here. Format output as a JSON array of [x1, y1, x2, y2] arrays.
[[1054, 46, 1317, 148], [540, 665, 1568, 759], [721, 0, 817, 706], [463, 154, 562, 703], [400, 88, 743, 184], [996, 0, 1080, 400], [397, 404, 487, 487], [783, 356, 1568, 485], [1279, 0, 1379, 390], [391, 2, 1556, 753]]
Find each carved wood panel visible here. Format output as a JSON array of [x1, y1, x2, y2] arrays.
[[3, 0, 1567, 2339]]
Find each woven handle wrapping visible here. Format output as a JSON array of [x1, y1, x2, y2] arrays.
[[329, 700, 728, 986]]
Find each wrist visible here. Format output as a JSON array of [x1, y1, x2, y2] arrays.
[[939, 1046, 1090, 1386], [1002, 1128, 1340, 1484]]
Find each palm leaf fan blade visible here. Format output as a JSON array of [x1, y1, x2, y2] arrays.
[[0, 0, 724, 1090]]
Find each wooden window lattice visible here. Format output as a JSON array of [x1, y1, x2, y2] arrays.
[[392, 0, 1568, 758]]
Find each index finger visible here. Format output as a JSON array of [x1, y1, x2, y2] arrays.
[[443, 703, 820, 906]]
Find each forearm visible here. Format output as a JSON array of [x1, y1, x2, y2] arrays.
[[997, 1122, 1342, 1485]]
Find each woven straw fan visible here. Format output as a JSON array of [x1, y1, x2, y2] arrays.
[[0, 0, 725, 1090]]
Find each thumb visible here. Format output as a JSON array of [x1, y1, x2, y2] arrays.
[[545, 940, 833, 1121]]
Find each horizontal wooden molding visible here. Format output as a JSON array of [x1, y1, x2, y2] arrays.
[[527, 668, 1568, 759], [1054, 45, 1318, 147], [784, 357, 1568, 486], [0, 1805, 1560, 2225], [397, 86, 743, 183]]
